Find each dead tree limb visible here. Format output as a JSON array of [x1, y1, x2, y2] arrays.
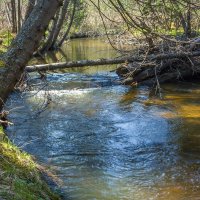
[[25, 57, 132, 72], [26, 50, 200, 73]]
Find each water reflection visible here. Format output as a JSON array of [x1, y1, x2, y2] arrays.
[[31, 38, 119, 74], [6, 39, 200, 200]]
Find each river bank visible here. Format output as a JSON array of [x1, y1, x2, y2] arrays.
[[2, 36, 200, 200], [0, 37, 117, 200], [0, 126, 61, 200], [6, 68, 200, 200]]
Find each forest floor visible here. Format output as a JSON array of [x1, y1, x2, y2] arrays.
[[0, 126, 61, 200]]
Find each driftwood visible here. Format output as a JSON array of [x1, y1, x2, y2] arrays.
[[114, 46, 200, 86], [26, 50, 200, 74], [26, 57, 132, 72]]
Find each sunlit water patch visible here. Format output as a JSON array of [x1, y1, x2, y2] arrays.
[[6, 38, 200, 200]]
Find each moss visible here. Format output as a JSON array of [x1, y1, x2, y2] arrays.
[[0, 31, 15, 44], [0, 60, 6, 68], [0, 126, 61, 200], [0, 46, 7, 55], [0, 31, 15, 55]]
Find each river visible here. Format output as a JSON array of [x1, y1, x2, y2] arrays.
[[6, 38, 200, 200]]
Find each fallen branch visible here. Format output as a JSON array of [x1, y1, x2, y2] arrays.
[[25, 50, 200, 73], [26, 57, 132, 72]]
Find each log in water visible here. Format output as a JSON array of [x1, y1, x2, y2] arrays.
[[26, 57, 129, 72]]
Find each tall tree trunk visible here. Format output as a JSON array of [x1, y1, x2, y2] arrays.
[[49, 0, 70, 50], [38, 9, 60, 54], [57, 0, 76, 47], [0, 0, 63, 109], [24, 0, 36, 21], [11, 0, 17, 33]]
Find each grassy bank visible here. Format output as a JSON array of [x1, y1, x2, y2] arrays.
[[0, 126, 61, 200]]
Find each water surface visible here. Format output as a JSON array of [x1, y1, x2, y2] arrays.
[[7, 38, 200, 200]]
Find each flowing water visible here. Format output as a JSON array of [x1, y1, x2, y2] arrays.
[[6, 38, 200, 200]]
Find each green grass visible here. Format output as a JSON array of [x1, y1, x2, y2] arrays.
[[0, 126, 61, 200]]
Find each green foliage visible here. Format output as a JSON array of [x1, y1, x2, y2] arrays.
[[0, 59, 5, 67], [77, 1, 87, 24], [0, 31, 14, 47], [0, 31, 14, 54], [119, 0, 196, 36], [71, 0, 87, 31]]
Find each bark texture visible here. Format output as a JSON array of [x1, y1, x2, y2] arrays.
[[11, 0, 17, 33], [39, 0, 70, 53], [50, 0, 70, 49], [24, 0, 36, 21], [0, 0, 62, 109]]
